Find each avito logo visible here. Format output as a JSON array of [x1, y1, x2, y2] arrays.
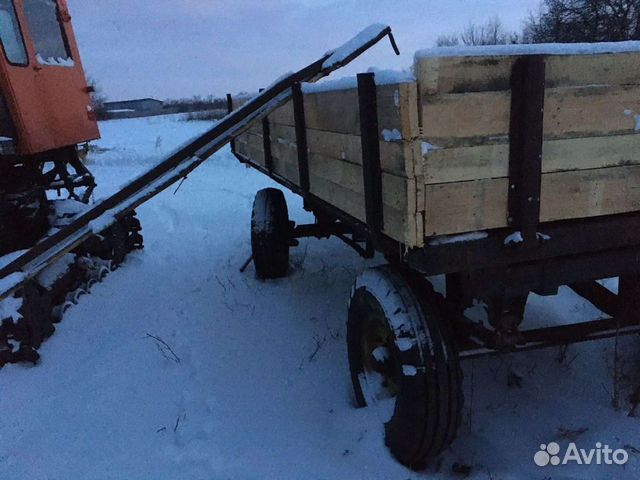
[[534, 442, 629, 467]]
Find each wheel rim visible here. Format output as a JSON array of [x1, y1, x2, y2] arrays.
[[358, 296, 400, 404]]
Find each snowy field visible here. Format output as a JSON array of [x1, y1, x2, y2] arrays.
[[2, 115, 640, 479]]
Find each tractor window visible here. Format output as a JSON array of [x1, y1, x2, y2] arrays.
[[0, 0, 28, 65], [23, 0, 72, 66]]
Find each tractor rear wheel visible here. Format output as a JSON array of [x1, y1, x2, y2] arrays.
[[347, 265, 463, 470], [251, 188, 291, 279]]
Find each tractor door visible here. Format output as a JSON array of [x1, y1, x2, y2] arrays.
[[0, 0, 98, 156]]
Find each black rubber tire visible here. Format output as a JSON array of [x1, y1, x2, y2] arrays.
[[106, 222, 129, 267], [18, 282, 54, 350], [251, 188, 290, 279], [347, 265, 463, 470]]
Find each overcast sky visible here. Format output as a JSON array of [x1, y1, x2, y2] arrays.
[[68, 0, 541, 101]]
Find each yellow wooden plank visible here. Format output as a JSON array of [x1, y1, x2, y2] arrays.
[[422, 85, 640, 147], [308, 153, 409, 212], [541, 165, 640, 222], [308, 172, 419, 245], [424, 178, 508, 236], [424, 134, 640, 184], [304, 127, 420, 178], [424, 164, 640, 236], [415, 51, 640, 95], [269, 83, 417, 139]]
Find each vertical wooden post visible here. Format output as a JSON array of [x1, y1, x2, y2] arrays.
[[226, 93, 236, 154], [259, 88, 273, 172], [357, 72, 383, 235], [507, 56, 546, 245], [292, 83, 310, 191]]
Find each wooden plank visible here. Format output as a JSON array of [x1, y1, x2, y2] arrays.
[[268, 123, 301, 183], [246, 119, 263, 136], [270, 122, 296, 143], [272, 153, 300, 184], [238, 127, 421, 206], [540, 165, 640, 222], [422, 90, 510, 146], [268, 101, 295, 126], [424, 178, 509, 236], [308, 152, 422, 245], [422, 85, 640, 147], [235, 143, 266, 167], [424, 134, 640, 184], [270, 140, 299, 184], [378, 83, 420, 140], [308, 153, 412, 212], [425, 143, 509, 184], [543, 134, 640, 172], [415, 52, 640, 96], [309, 173, 365, 221], [424, 164, 640, 236], [237, 132, 299, 183], [236, 132, 264, 151], [308, 171, 419, 245], [267, 125, 419, 184], [236, 132, 268, 167], [268, 83, 418, 139], [304, 127, 421, 177]]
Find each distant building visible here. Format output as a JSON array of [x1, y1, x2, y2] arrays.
[[103, 98, 164, 118], [103, 98, 164, 113]]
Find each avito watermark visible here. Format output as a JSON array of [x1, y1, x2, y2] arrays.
[[534, 442, 629, 467]]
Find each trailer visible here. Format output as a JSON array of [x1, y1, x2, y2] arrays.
[[230, 42, 640, 469]]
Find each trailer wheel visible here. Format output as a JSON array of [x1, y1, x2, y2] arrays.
[[347, 265, 463, 470], [251, 188, 291, 279], [17, 281, 54, 350]]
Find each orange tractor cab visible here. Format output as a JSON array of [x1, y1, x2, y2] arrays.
[[0, 0, 100, 255]]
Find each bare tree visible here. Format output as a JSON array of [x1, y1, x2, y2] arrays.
[[435, 17, 519, 47], [524, 0, 640, 43], [436, 33, 460, 47]]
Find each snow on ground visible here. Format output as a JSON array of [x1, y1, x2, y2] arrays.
[[2, 115, 640, 479]]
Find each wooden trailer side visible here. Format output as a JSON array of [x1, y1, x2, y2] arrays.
[[235, 81, 425, 247], [416, 51, 640, 236]]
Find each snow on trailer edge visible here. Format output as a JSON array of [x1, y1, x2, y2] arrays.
[[322, 23, 390, 70], [301, 69, 415, 94], [416, 40, 640, 59]]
